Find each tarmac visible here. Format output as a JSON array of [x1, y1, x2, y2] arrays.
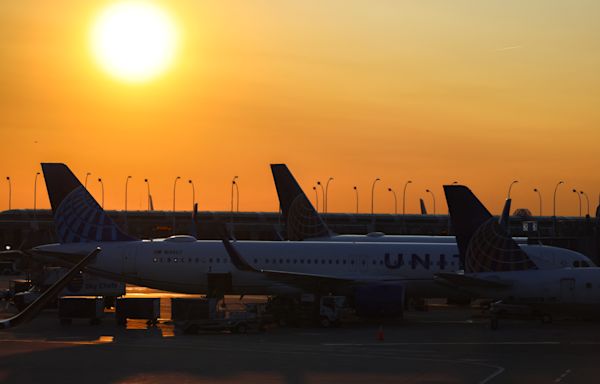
[[1, 283, 600, 383]]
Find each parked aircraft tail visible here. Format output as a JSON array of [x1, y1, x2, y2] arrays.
[[419, 198, 427, 215], [41, 163, 137, 243], [270, 164, 331, 240], [444, 185, 536, 273]]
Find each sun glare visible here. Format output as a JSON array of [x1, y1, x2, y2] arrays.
[[91, 1, 179, 83]]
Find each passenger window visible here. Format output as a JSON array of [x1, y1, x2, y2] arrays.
[[195, 258, 199, 263], [153, 258, 158, 263], [307, 260, 311, 264]]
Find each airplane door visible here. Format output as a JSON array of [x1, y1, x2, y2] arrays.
[[123, 247, 137, 276], [560, 278, 575, 302]]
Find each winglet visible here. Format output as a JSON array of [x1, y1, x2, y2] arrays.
[[499, 198, 512, 230], [218, 228, 257, 273]]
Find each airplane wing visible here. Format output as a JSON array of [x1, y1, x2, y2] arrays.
[[0, 248, 101, 329], [222, 239, 358, 290], [434, 272, 511, 289]]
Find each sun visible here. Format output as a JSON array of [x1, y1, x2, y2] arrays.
[[91, 1, 179, 83]]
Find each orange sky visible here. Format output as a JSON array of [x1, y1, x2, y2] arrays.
[[1, 1, 599, 215]]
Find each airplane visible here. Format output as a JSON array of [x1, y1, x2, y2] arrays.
[[27, 163, 474, 304], [19, 163, 594, 315], [270, 163, 594, 269], [436, 185, 600, 327]]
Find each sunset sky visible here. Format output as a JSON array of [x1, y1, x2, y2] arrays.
[[1, 1, 599, 215]]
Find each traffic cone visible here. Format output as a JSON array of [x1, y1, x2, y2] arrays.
[[377, 325, 384, 342]]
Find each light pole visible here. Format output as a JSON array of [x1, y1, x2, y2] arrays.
[[533, 188, 542, 216], [33, 172, 40, 213], [452, 181, 458, 185], [84, 172, 91, 188], [144, 179, 151, 211], [6, 176, 11, 210], [172, 176, 181, 212], [507, 180, 519, 198], [572, 189, 582, 217], [97, 178, 104, 208], [388, 188, 397, 214], [312, 186, 319, 211], [553, 181, 564, 217], [580, 191, 590, 217], [371, 178, 380, 215], [188, 180, 195, 210], [353, 186, 358, 214], [425, 189, 436, 215], [316, 181, 324, 213], [325, 177, 334, 214], [230, 176, 238, 213], [125, 176, 132, 212], [172, 176, 181, 233], [402, 180, 412, 215], [235, 180, 240, 212]]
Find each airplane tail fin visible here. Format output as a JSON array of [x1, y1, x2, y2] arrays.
[[419, 198, 427, 215], [41, 163, 137, 243], [270, 164, 331, 240], [444, 185, 536, 273]]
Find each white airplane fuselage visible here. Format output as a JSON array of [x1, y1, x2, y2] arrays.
[[32, 237, 591, 298], [467, 268, 600, 312]]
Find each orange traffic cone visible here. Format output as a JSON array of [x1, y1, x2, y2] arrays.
[[377, 325, 384, 342]]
